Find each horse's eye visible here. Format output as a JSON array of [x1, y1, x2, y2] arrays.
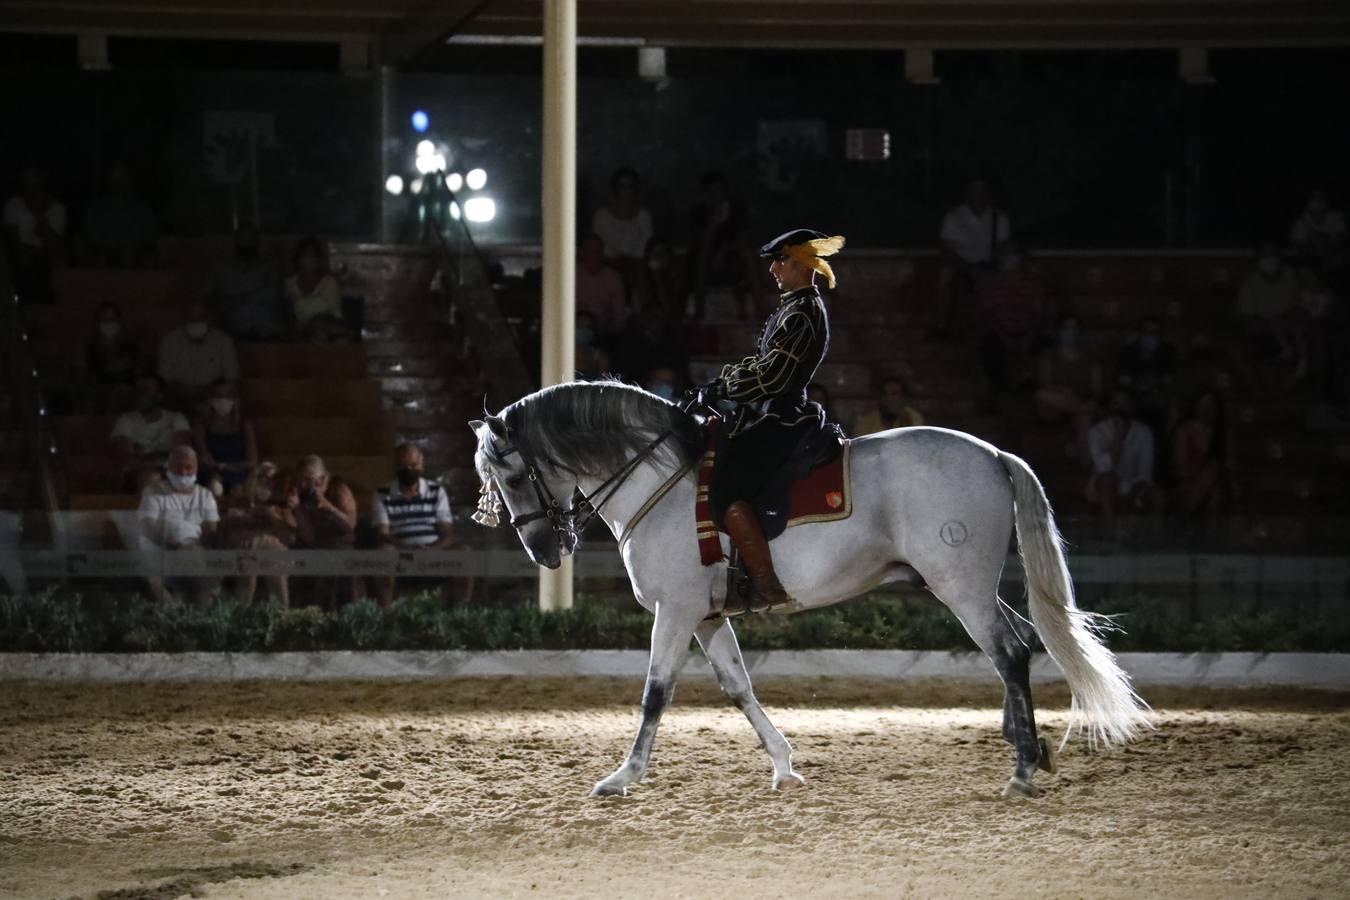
[[504, 474, 524, 489]]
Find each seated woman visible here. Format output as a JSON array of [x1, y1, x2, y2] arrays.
[[1036, 314, 1101, 459], [79, 301, 145, 413], [1172, 390, 1230, 520], [284, 235, 350, 343], [193, 379, 258, 496], [218, 462, 297, 606]]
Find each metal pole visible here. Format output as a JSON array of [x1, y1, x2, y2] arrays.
[[539, 0, 577, 611]]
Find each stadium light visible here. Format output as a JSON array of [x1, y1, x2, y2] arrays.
[[466, 168, 487, 190], [463, 196, 496, 222], [415, 139, 435, 158], [411, 110, 429, 132], [409, 177, 424, 194], [446, 172, 464, 192], [449, 201, 462, 220], [384, 175, 405, 195]]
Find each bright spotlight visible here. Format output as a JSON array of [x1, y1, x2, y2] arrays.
[[411, 110, 429, 133], [410, 177, 424, 193], [415, 139, 435, 158], [414, 155, 435, 175], [430, 154, 446, 173], [463, 196, 496, 223], [449, 201, 461, 220], [384, 175, 404, 195], [466, 168, 487, 190], [446, 172, 464, 192]]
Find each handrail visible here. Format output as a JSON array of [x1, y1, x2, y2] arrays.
[[0, 287, 66, 549]]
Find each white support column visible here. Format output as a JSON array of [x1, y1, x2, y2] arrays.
[[539, 0, 577, 611]]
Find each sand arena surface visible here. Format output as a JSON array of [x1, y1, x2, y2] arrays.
[[1, 678, 1348, 899]]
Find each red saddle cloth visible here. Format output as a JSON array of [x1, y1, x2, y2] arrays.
[[695, 423, 853, 566]]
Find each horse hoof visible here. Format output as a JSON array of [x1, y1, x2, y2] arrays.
[[1038, 737, 1058, 775], [590, 781, 629, 798], [1003, 777, 1040, 799], [774, 772, 806, 792]]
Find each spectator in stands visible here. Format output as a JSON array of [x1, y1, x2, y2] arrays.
[[78, 301, 145, 414], [1036, 314, 1101, 459], [643, 366, 679, 402], [1295, 268, 1337, 390], [632, 237, 684, 319], [290, 454, 359, 607], [574, 311, 611, 381], [976, 240, 1045, 412], [936, 177, 1011, 337], [285, 235, 350, 344], [82, 162, 157, 268], [2, 167, 66, 303], [218, 461, 297, 607], [1289, 187, 1346, 274], [158, 299, 239, 413], [203, 224, 284, 341], [193, 379, 257, 497], [1172, 390, 1230, 520], [1086, 387, 1159, 525], [689, 171, 759, 321], [593, 167, 653, 270], [1114, 314, 1177, 437], [611, 302, 689, 389], [853, 376, 924, 436], [111, 374, 193, 491], [139, 445, 220, 607], [576, 233, 627, 341], [371, 443, 460, 607], [1235, 242, 1304, 379]]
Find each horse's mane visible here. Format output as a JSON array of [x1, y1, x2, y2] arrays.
[[485, 380, 703, 478]]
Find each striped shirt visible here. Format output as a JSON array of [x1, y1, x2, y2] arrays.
[[371, 478, 453, 546]]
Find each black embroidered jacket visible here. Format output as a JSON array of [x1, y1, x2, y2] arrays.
[[717, 285, 829, 437]]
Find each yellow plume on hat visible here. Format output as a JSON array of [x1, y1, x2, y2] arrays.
[[784, 235, 847, 288]]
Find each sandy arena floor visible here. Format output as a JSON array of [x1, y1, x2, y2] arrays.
[[1, 677, 1348, 899]]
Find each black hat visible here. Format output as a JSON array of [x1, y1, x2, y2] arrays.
[[758, 229, 847, 288]]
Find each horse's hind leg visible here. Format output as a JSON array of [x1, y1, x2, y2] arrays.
[[591, 602, 702, 798], [695, 618, 804, 792], [943, 588, 1050, 797]]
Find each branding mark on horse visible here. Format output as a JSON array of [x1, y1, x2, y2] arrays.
[[940, 520, 968, 547]]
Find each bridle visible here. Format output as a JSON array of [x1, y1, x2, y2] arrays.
[[474, 427, 674, 553]]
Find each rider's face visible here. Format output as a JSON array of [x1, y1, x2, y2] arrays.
[[769, 256, 812, 292]]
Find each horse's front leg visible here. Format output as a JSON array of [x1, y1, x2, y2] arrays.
[[591, 600, 701, 797]]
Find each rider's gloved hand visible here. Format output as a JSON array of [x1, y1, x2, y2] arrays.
[[699, 380, 726, 405]]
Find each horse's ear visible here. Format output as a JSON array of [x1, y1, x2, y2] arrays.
[[468, 419, 485, 435], [485, 416, 508, 438]]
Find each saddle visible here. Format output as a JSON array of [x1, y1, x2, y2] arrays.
[[695, 420, 852, 566]]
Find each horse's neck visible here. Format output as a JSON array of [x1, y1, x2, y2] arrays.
[[579, 460, 682, 544]]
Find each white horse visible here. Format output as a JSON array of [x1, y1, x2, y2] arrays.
[[471, 380, 1149, 798]]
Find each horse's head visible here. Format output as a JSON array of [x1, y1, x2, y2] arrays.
[[470, 413, 576, 569]]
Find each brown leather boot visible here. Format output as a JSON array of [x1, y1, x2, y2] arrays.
[[721, 501, 790, 615]]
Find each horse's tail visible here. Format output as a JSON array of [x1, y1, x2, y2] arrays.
[[998, 450, 1151, 749]]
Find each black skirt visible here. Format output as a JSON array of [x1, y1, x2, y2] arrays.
[[709, 417, 817, 525]]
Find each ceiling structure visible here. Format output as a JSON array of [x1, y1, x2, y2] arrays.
[[1, 0, 1348, 66]]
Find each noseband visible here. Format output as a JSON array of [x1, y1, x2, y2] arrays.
[[474, 428, 674, 552]]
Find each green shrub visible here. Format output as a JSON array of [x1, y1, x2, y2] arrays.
[[0, 588, 1345, 654]]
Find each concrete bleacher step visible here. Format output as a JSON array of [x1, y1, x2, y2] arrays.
[[238, 344, 369, 380], [242, 378, 384, 419]]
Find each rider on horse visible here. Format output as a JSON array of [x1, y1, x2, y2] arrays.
[[698, 228, 845, 615]]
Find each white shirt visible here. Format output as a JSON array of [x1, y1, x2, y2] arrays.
[[138, 482, 219, 550], [1088, 418, 1154, 493], [157, 326, 239, 388], [3, 196, 67, 248], [940, 204, 1011, 265], [371, 478, 453, 546], [593, 207, 653, 260], [111, 409, 191, 455]]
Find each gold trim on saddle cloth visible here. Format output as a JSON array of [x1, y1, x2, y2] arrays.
[[782, 440, 853, 528]]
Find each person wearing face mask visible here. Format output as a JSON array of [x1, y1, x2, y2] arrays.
[[574, 310, 612, 381], [137, 445, 220, 606], [110, 374, 194, 491], [285, 235, 349, 343], [976, 240, 1045, 413], [1172, 390, 1230, 522], [1236, 241, 1305, 376], [202, 224, 284, 341], [1086, 387, 1159, 530], [157, 299, 239, 413], [79, 301, 145, 414], [371, 443, 462, 607], [1036, 314, 1102, 461], [193, 379, 257, 496], [643, 366, 680, 402]]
